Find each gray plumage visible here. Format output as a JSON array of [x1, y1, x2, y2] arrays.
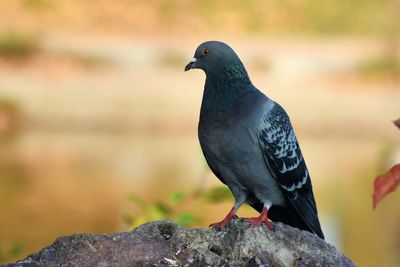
[[185, 41, 324, 239]]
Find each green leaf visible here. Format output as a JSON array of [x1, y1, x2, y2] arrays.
[[148, 205, 168, 220], [176, 212, 198, 226], [9, 243, 23, 257], [169, 191, 185, 206], [122, 213, 135, 225], [154, 202, 172, 216], [128, 194, 146, 210], [203, 186, 232, 203]]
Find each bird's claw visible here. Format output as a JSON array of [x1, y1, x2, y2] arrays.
[[245, 217, 274, 230], [209, 208, 237, 229], [245, 207, 274, 230], [209, 221, 227, 229], [209, 215, 237, 229]]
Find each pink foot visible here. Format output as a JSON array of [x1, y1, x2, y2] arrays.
[[245, 207, 274, 230], [209, 207, 236, 229]]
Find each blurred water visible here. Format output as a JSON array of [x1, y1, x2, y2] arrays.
[[0, 37, 399, 266]]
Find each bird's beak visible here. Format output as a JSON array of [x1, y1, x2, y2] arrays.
[[184, 58, 197, 71]]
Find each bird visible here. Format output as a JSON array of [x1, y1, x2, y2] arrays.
[[184, 41, 324, 239]]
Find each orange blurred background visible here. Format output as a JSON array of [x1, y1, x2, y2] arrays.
[[0, 1, 399, 266]]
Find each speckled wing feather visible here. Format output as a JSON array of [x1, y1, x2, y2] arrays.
[[258, 103, 324, 239]]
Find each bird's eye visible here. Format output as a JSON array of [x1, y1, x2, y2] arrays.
[[202, 48, 210, 56]]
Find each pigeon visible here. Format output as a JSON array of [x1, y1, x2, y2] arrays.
[[185, 41, 324, 239]]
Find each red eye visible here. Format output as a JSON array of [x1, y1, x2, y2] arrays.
[[202, 48, 210, 56]]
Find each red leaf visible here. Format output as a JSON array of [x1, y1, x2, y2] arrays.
[[373, 163, 400, 209], [394, 118, 400, 129]]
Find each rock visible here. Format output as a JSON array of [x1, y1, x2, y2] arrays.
[[6, 219, 355, 267]]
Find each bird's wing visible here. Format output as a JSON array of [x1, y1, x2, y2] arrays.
[[258, 103, 324, 239]]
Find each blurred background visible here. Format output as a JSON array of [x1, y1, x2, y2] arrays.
[[0, 0, 399, 266]]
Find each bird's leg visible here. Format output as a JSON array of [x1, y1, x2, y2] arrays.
[[209, 207, 236, 229], [210, 189, 245, 229], [245, 206, 274, 230]]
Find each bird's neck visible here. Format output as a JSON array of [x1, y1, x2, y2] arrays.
[[200, 69, 254, 120], [206, 62, 252, 88]]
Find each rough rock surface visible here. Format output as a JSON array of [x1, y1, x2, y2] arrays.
[[6, 219, 355, 267]]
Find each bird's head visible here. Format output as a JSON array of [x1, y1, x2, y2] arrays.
[[184, 41, 244, 76]]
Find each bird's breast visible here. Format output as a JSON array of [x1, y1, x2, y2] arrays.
[[199, 119, 286, 206], [199, 118, 254, 164]]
